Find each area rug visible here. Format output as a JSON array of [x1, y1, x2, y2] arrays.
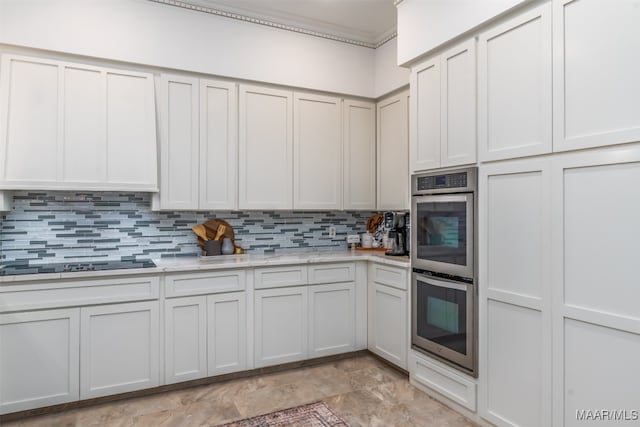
[[217, 401, 349, 427]]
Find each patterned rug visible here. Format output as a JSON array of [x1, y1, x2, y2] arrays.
[[217, 401, 349, 427]]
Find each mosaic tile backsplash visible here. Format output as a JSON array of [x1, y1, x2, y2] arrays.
[[0, 192, 376, 264]]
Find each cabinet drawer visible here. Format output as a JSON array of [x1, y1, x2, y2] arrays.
[[308, 263, 355, 284], [368, 263, 408, 290], [0, 276, 160, 312], [165, 270, 245, 297], [254, 266, 308, 289]]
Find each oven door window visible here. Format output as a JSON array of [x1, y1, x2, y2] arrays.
[[414, 195, 470, 266], [416, 277, 467, 355]]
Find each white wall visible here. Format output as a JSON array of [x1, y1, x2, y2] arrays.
[[0, 0, 378, 97], [374, 37, 410, 98], [396, 0, 530, 65]]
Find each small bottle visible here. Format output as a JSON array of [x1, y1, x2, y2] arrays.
[[221, 238, 234, 255]]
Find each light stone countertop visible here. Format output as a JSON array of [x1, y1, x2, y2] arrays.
[[0, 250, 409, 284]]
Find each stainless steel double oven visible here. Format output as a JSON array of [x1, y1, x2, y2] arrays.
[[411, 167, 477, 377]]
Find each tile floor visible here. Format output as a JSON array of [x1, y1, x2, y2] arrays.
[[3, 355, 476, 427]]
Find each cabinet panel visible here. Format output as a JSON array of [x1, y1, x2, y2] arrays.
[[200, 79, 237, 210], [0, 309, 79, 414], [343, 99, 375, 210], [106, 71, 157, 187], [308, 283, 355, 358], [239, 85, 293, 210], [377, 91, 409, 211], [254, 287, 308, 368], [254, 265, 308, 289], [441, 39, 476, 167], [479, 4, 552, 161], [164, 297, 207, 384], [207, 292, 246, 376], [368, 283, 407, 369], [410, 57, 441, 172], [0, 56, 59, 183], [553, 0, 640, 151], [80, 301, 159, 399], [293, 92, 342, 210], [159, 74, 199, 209]]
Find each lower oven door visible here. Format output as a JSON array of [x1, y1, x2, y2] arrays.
[[412, 272, 476, 376]]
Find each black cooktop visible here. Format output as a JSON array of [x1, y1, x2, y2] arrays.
[[0, 260, 157, 277]]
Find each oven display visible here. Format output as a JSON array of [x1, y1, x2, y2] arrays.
[[417, 172, 468, 191]]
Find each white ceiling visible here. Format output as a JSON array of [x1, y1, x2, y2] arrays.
[[185, 0, 398, 47]]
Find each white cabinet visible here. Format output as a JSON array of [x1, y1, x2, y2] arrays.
[[158, 74, 237, 210], [343, 99, 376, 210], [293, 92, 342, 210], [0, 309, 80, 414], [207, 292, 247, 376], [308, 282, 356, 358], [553, 0, 640, 152], [478, 3, 552, 162], [367, 263, 409, 370], [164, 296, 207, 384], [410, 38, 476, 172], [0, 54, 157, 191], [254, 286, 308, 368], [377, 90, 410, 211], [80, 301, 160, 399], [239, 84, 293, 210]]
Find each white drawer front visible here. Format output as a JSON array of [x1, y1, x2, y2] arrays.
[[165, 270, 246, 297], [308, 263, 355, 284], [254, 266, 308, 289], [369, 263, 408, 290], [0, 276, 160, 312]]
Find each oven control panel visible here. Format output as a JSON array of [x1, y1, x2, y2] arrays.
[[417, 172, 467, 191]]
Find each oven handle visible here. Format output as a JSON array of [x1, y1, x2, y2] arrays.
[[413, 273, 469, 291]]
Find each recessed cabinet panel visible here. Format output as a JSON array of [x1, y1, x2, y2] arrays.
[[1, 57, 59, 183], [207, 292, 246, 376], [308, 283, 355, 358], [343, 100, 375, 210], [478, 4, 552, 161], [410, 58, 441, 172], [293, 93, 342, 210], [553, 0, 640, 151], [239, 85, 293, 210], [368, 282, 407, 369], [164, 297, 207, 384]]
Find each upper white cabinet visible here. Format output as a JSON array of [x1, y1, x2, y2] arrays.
[[553, 0, 640, 152], [410, 38, 476, 172], [293, 92, 342, 210], [343, 99, 376, 210], [0, 54, 157, 191], [377, 90, 410, 210], [478, 3, 552, 162], [157, 74, 237, 210], [239, 85, 293, 210]]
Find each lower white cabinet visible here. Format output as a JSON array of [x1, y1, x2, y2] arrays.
[[0, 308, 80, 414], [368, 282, 408, 369], [80, 301, 160, 399], [207, 292, 247, 376], [308, 282, 356, 358], [254, 287, 308, 368]]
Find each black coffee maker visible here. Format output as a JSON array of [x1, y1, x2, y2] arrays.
[[384, 212, 409, 256]]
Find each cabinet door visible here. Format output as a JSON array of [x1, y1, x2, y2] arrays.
[[343, 99, 376, 210], [377, 91, 409, 211], [200, 79, 238, 210], [207, 292, 247, 376], [254, 287, 308, 368], [293, 92, 342, 210], [80, 301, 159, 399], [0, 309, 79, 414], [158, 74, 199, 210], [553, 0, 640, 152], [478, 4, 552, 162], [440, 39, 477, 167], [368, 282, 407, 369], [164, 296, 207, 384], [410, 56, 440, 172], [238, 85, 293, 210], [308, 282, 356, 358]]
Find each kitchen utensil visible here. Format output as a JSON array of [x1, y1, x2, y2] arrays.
[[214, 224, 227, 241], [192, 224, 208, 241]]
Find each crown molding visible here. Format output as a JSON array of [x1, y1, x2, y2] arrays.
[[148, 0, 396, 49]]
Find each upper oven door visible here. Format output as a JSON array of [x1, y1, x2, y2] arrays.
[[411, 193, 474, 279]]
